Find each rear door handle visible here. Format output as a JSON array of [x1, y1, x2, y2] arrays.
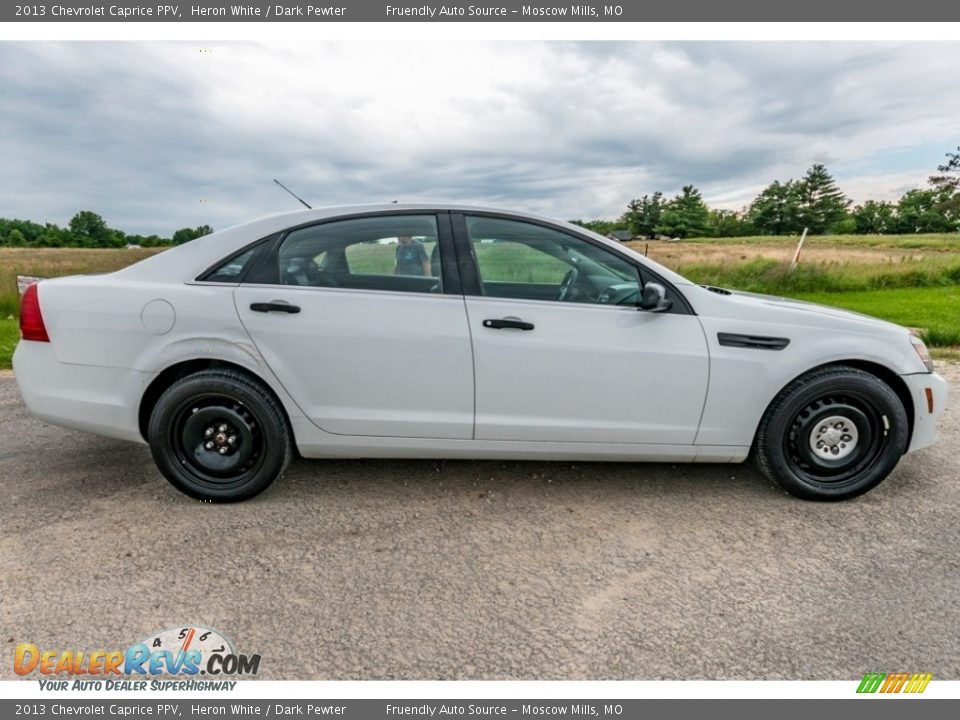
[[250, 302, 301, 314], [483, 318, 534, 331]]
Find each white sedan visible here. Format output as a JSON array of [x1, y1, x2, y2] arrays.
[[13, 204, 948, 502]]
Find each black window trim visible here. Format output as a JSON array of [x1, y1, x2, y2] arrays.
[[194, 233, 279, 284], [236, 209, 463, 296], [450, 210, 695, 316]]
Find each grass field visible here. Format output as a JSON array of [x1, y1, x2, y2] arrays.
[[791, 287, 960, 346], [677, 233, 960, 250], [0, 247, 163, 317], [1, 234, 958, 369]]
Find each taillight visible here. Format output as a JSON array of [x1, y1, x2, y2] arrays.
[[19, 283, 50, 342]]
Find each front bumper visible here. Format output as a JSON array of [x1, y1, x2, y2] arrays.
[[902, 371, 948, 454], [12, 340, 153, 444]]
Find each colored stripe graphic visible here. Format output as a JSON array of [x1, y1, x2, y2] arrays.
[[905, 673, 933, 693], [857, 672, 932, 694], [857, 673, 885, 693], [881, 672, 909, 693]]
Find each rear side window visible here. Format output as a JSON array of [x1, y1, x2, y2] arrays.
[[273, 215, 443, 295], [200, 246, 260, 283]]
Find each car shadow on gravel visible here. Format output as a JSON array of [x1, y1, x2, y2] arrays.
[[273, 456, 780, 503]]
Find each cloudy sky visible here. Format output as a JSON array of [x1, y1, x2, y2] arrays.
[[2, 41, 959, 235]]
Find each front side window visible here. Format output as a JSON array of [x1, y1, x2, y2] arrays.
[[465, 216, 641, 306], [275, 215, 442, 294]]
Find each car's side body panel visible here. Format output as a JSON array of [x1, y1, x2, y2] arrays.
[[463, 296, 709, 444], [677, 284, 936, 448], [235, 286, 475, 439], [22, 277, 309, 443], [14, 339, 150, 444], [289, 413, 748, 462]]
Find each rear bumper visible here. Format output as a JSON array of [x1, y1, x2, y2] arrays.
[[12, 340, 153, 444], [902, 371, 948, 454]]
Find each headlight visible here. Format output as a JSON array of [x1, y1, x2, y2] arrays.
[[910, 333, 934, 372]]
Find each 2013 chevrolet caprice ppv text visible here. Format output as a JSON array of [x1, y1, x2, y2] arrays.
[[13, 205, 948, 502]]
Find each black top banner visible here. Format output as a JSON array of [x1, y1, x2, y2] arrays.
[[6, 0, 960, 22]]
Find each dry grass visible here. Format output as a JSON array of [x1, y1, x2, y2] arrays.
[[0, 247, 166, 316], [625, 240, 949, 267]]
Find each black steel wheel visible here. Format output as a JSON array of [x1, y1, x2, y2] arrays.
[[755, 366, 908, 500], [148, 369, 291, 502]]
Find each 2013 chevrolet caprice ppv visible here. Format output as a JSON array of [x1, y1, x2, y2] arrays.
[[13, 205, 947, 502]]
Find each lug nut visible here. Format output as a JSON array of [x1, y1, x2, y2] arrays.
[[218, 447, 228, 455], [204, 428, 213, 438], [205, 441, 214, 450], [228, 435, 237, 445], [218, 424, 227, 432]]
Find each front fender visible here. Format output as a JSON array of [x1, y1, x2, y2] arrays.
[[695, 316, 918, 447]]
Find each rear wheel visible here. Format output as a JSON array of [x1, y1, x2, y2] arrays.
[[754, 366, 908, 501], [147, 369, 292, 502]]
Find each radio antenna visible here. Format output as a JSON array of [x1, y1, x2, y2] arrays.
[[273, 179, 312, 209]]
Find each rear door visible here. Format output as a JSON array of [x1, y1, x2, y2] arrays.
[[235, 212, 475, 439], [455, 213, 710, 444]]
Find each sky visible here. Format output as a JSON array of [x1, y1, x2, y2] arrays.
[[2, 41, 959, 236]]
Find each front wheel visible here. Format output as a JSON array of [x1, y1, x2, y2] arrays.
[[754, 366, 909, 501], [147, 369, 292, 502]]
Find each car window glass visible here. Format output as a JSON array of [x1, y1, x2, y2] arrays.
[[465, 216, 641, 306], [275, 215, 441, 294], [201, 246, 259, 283]]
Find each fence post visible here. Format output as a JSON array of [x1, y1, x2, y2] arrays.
[[790, 227, 809, 270]]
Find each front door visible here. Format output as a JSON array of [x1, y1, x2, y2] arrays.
[[458, 214, 709, 444]]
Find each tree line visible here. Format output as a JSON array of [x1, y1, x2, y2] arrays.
[[573, 147, 960, 239], [0, 210, 213, 249]]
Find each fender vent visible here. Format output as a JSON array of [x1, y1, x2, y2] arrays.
[[703, 285, 732, 295], [718, 332, 790, 351]]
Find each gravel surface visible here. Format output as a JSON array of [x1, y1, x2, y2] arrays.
[[1, 366, 958, 680]]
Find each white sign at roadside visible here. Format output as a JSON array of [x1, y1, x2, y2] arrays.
[[16, 275, 45, 295]]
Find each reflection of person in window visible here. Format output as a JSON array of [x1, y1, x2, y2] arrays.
[[394, 235, 431, 276]]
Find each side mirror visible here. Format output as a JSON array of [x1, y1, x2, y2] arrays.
[[639, 282, 673, 313]]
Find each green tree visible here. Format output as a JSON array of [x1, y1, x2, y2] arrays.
[[67, 210, 125, 247], [172, 224, 214, 245], [621, 192, 664, 239], [795, 164, 850, 234], [929, 146, 960, 221], [895, 189, 953, 233], [7, 229, 25, 247], [656, 185, 709, 239], [746, 180, 800, 235], [706, 209, 747, 237], [39, 223, 70, 247], [852, 200, 896, 234], [569, 219, 624, 236]]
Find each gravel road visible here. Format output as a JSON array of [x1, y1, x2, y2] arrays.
[[1, 366, 957, 680]]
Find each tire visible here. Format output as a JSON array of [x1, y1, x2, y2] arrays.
[[754, 365, 909, 501], [147, 369, 292, 502]]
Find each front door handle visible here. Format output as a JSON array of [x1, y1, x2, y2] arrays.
[[250, 302, 301, 314], [483, 318, 534, 331]]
